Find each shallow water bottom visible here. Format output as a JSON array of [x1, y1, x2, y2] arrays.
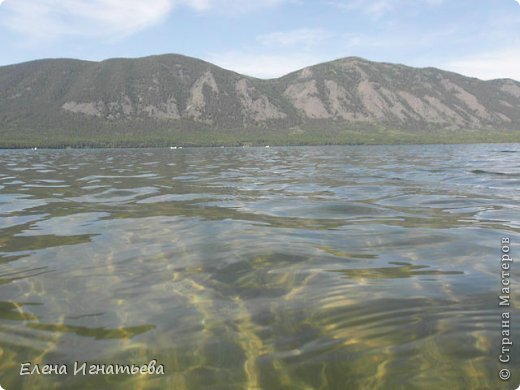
[[0, 144, 519, 389]]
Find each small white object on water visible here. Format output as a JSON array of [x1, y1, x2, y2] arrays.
[[265, 145, 270, 148], [170, 146, 177, 150]]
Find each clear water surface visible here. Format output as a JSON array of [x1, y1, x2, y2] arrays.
[[0, 144, 519, 389]]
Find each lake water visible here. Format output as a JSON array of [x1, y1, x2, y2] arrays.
[[0, 144, 519, 389]]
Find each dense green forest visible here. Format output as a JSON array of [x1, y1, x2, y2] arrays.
[[1, 121, 518, 149]]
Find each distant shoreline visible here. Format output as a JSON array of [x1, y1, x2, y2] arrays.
[[2, 142, 519, 150], [1, 125, 520, 149]]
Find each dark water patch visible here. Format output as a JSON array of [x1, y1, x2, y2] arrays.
[[65, 312, 106, 320], [0, 266, 52, 285], [0, 301, 41, 321], [331, 262, 464, 280], [27, 323, 156, 339], [0, 233, 95, 253], [471, 169, 508, 176]]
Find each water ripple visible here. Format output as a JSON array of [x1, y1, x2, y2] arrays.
[[0, 144, 518, 389]]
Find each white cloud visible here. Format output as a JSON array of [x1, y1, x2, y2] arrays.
[[1, 0, 174, 41], [208, 51, 327, 79], [183, 0, 212, 11], [0, 0, 293, 41], [441, 49, 520, 81], [257, 28, 333, 48], [516, 0, 520, 5], [181, 0, 289, 12]]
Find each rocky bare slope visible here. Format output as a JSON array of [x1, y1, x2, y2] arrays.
[[276, 57, 520, 129]]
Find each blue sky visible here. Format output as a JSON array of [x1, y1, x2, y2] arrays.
[[0, 0, 519, 80]]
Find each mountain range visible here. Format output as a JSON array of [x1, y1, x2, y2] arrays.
[[1, 53, 519, 147]]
